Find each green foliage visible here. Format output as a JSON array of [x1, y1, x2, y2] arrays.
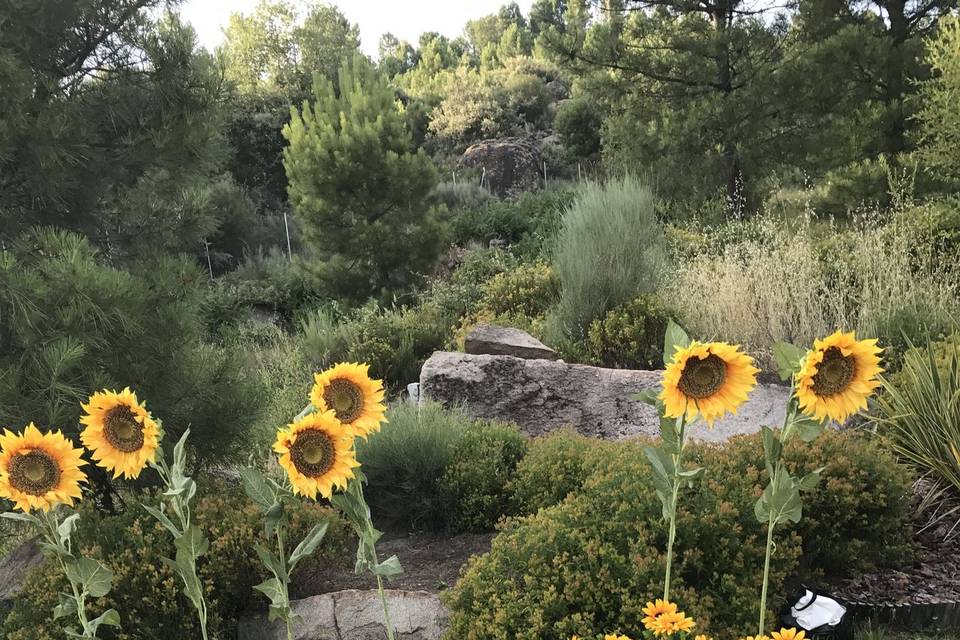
[[440, 421, 529, 532], [876, 336, 960, 508], [586, 295, 672, 369], [222, 0, 361, 95], [283, 56, 443, 300], [555, 96, 602, 158], [916, 16, 960, 185], [432, 181, 494, 211], [444, 429, 913, 639], [421, 249, 520, 325], [299, 303, 449, 391], [0, 228, 263, 471], [2, 486, 348, 640], [0, 6, 256, 262], [509, 429, 611, 515], [356, 403, 471, 532], [450, 187, 576, 257], [550, 176, 669, 342]]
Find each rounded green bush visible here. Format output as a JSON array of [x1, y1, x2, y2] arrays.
[[441, 421, 529, 532], [445, 429, 913, 639], [586, 294, 672, 370]]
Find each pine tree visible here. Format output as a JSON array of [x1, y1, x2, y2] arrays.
[[283, 56, 443, 300]]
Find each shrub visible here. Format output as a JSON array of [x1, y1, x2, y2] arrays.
[[422, 249, 519, 325], [509, 429, 612, 515], [2, 485, 348, 640], [875, 336, 960, 510], [444, 430, 913, 639], [432, 181, 494, 211], [453, 261, 561, 349], [440, 421, 529, 532], [0, 228, 264, 473], [665, 211, 960, 371], [555, 96, 602, 158], [549, 176, 670, 343], [356, 402, 471, 531], [586, 294, 672, 369], [299, 302, 449, 391], [450, 187, 577, 258]]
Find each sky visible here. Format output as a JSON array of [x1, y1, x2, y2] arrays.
[[179, 0, 534, 58]]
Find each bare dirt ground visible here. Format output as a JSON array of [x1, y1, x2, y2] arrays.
[[292, 531, 494, 598]]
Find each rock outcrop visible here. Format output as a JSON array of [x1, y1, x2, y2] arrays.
[[464, 325, 558, 361], [237, 589, 448, 640], [0, 539, 43, 612], [419, 351, 790, 442], [460, 138, 540, 198]]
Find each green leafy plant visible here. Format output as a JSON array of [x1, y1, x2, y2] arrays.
[[587, 295, 672, 369], [143, 430, 212, 640], [875, 336, 960, 516], [2, 509, 119, 638], [241, 467, 332, 638]]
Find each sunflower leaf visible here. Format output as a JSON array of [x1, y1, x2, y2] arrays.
[[773, 342, 805, 382], [761, 426, 782, 475], [37, 540, 73, 560], [57, 513, 80, 546], [799, 467, 825, 492], [289, 522, 330, 571], [175, 524, 209, 563], [53, 593, 78, 620], [254, 543, 285, 579], [70, 557, 113, 598], [172, 428, 191, 474], [371, 554, 404, 578], [1, 511, 40, 525], [87, 608, 121, 633], [241, 467, 275, 510], [253, 577, 287, 609], [663, 320, 692, 366], [142, 503, 180, 537], [793, 415, 826, 443]]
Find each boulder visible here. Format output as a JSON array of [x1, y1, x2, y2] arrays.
[[0, 539, 43, 611], [464, 325, 558, 361], [237, 589, 448, 640], [460, 138, 540, 198], [419, 351, 791, 442]]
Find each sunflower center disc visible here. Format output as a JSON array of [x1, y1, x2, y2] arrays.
[[291, 429, 336, 478], [104, 405, 145, 453], [811, 347, 856, 396], [323, 378, 364, 423], [9, 450, 60, 496], [678, 353, 727, 399]]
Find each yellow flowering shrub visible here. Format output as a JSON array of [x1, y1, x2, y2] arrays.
[[2, 484, 349, 640]]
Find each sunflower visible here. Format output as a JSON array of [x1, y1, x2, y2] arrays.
[[771, 629, 805, 640], [795, 331, 883, 423], [80, 388, 160, 480], [0, 424, 87, 512], [274, 410, 360, 500], [310, 363, 387, 439], [650, 610, 696, 636], [660, 341, 759, 426]]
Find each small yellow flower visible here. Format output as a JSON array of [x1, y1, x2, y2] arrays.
[[660, 341, 759, 426], [795, 330, 882, 423], [695, 635, 712, 640], [771, 629, 806, 640], [310, 363, 387, 438], [642, 598, 679, 629], [604, 635, 632, 640], [742, 636, 771, 640], [650, 611, 696, 636], [0, 424, 87, 512], [80, 387, 160, 479]]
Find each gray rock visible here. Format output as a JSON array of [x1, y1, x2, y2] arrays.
[[419, 351, 791, 442], [464, 325, 558, 361], [460, 138, 541, 198], [0, 539, 43, 607], [237, 589, 448, 640]]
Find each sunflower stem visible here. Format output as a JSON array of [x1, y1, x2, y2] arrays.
[[43, 510, 92, 635], [759, 491, 777, 636], [276, 525, 294, 640], [377, 574, 395, 640], [662, 414, 687, 602]]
